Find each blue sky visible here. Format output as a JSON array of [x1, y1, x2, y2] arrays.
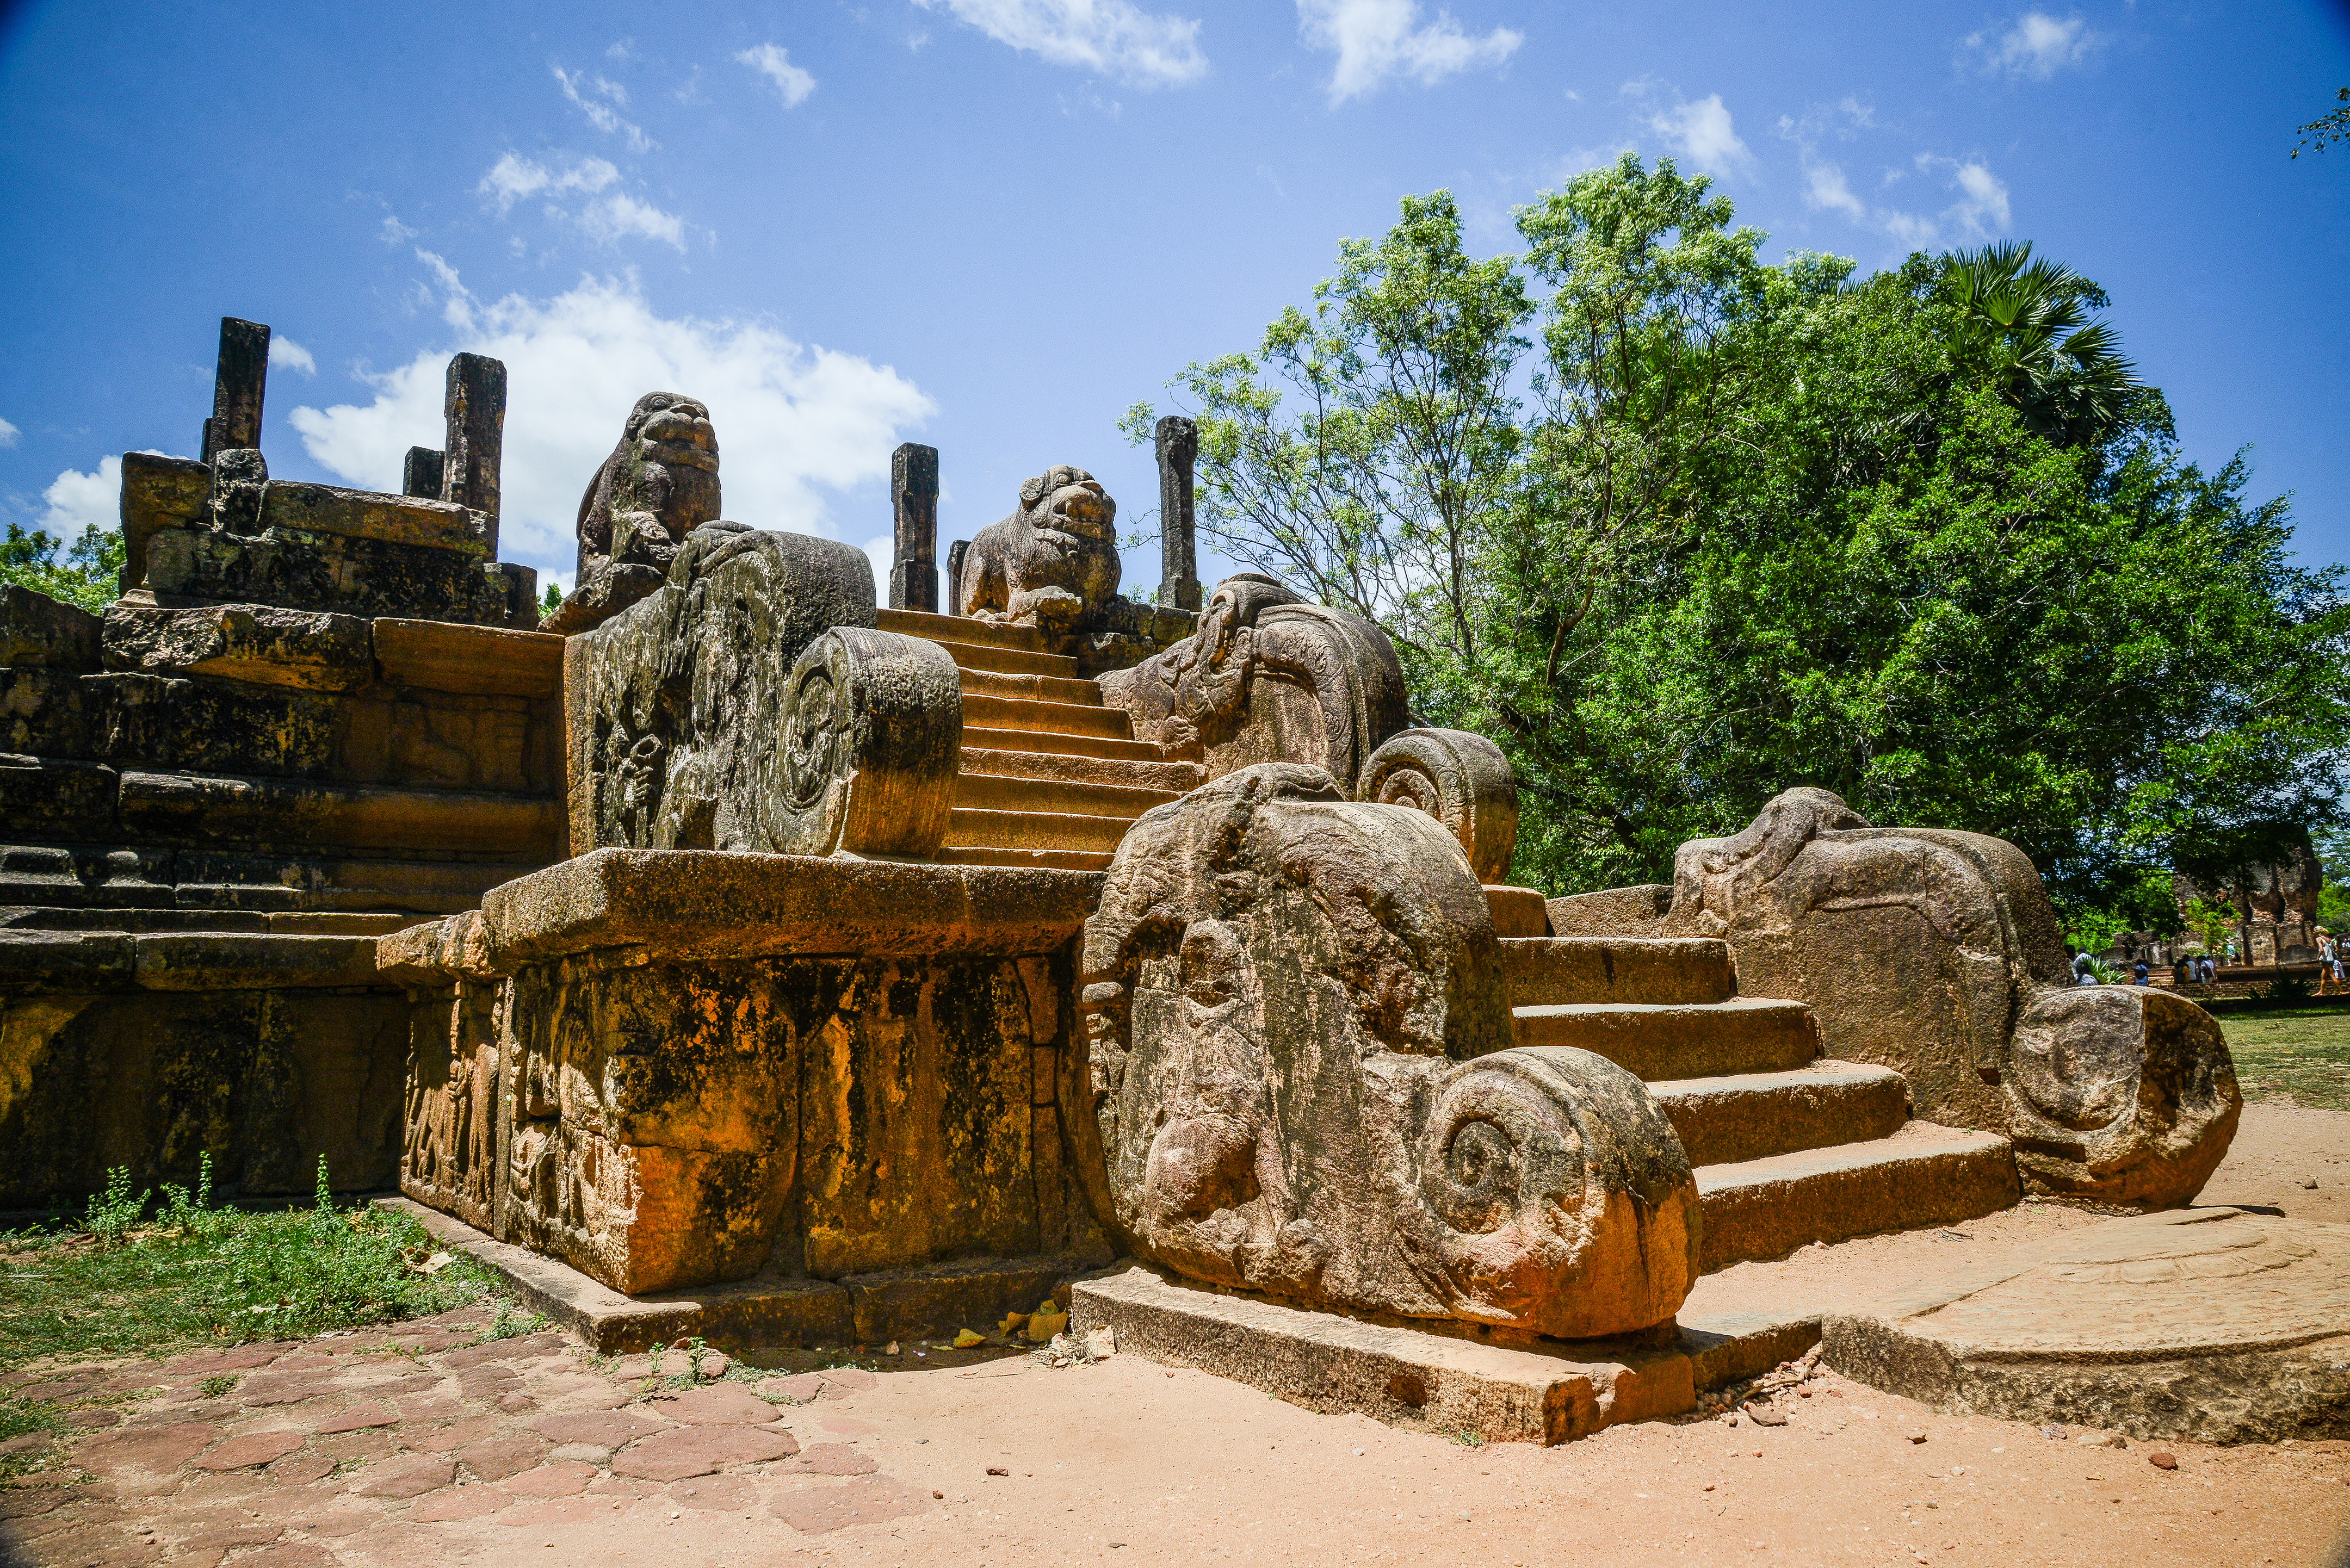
[[2, 1, 2345, 602]]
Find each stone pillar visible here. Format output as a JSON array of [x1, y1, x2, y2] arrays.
[[945, 540, 969, 617], [201, 318, 271, 464], [403, 447, 446, 499], [442, 353, 506, 553], [889, 443, 939, 612], [1155, 415, 1201, 611]]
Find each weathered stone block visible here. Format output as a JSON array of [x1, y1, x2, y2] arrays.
[[141, 522, 532, 628], [102, 604, 375, 691], [118, 451, 211, 594], [1656, 787, 2241, 1209], [0, 668, 95, 758], [117, 770, 560, 858], [0, 585, 101, 670], [1081, 763, 1699, 1341], [0, 964, 407, 1209], [372, 619, 562, 698], [258, 481, 488, 554], [0, 754, 119, 840]]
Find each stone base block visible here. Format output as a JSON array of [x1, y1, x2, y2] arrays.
[[382, 1197, 1103, 1354], [1821, 1206, 2350, 1443], [1068, 1265, 1820, 1446]]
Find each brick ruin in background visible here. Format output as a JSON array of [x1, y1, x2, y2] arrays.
[[0, 318, 562, 1212], [7, 312, 2336, 1448]]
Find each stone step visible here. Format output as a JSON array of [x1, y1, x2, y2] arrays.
[[1694, 1121, 2019, 1272], [1510, 998, 1819, 1081], [957, 667, 1105, 706], [1498, 936, 1736, 1007], [875, 608, 1042, 651], [1648, 1060, 1910, 1168], [945, 807, 1135, 854], [960, 745, 1205, 795], [1484, 885, 1548, 937], [925, 639, 1081, 678], [960, 726, 1174, 765], [961, 693, 1134, 741], [935, 844, 1114, 872], [952, 771, 1179, 820]]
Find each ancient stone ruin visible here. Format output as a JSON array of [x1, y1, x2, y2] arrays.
[[1, 315, 2332, 1449]]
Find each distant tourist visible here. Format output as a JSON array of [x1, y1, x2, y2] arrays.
[[2173, 956, 2192, 988], [2321, 929, 2336, 995], [2200, 954, 2217, 984], [2132, 960, 2150, 986]]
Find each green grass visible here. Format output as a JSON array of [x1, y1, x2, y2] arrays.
[[0, 1154, 508, 1376], [2215, 1007, 2350, 1110]]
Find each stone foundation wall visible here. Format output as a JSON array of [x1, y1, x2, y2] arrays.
[[1, 590, 564, 913], [0, 919, 411, 1210], [386, 852, 1112, 1299]]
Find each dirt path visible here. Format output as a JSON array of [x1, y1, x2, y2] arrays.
[[5, 1106, 2347, 1568]]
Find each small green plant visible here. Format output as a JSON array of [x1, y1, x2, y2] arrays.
[[1447, 1426, 1487, 1447], [2077, 955, 2121, 985], [2265, 974, 2316, 1006], [198, 1374, 239, 1398], [83, 1167, 151, 1247]]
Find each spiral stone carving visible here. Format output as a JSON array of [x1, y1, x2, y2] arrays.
[[760, 627, 961, 858], [1079, 761, 1696, 1339], [1358, 727, 1520, 885]]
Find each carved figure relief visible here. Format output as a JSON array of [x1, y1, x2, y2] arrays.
[[566, 525, 961, 859], [1661, 787, 2241, 1208], [1079, 763, 1698, 1340], [956, 465, 1123, 638]]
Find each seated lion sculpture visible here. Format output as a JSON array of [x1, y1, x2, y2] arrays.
[[540, 392, 721, 635], [955, 464, 1121, 639]]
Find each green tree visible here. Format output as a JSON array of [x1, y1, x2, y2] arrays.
[[1941, 240, 2139, 448], [1119, 190, 1530, 687], [1129, 158, 2350, 904], [1, 522, 122, 613], [2293, 87, 2349, 158]]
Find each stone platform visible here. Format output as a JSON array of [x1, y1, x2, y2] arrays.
[[1824, 1205, 2350, 1442], [1067, 1265, 1816, 1446], [385, 1197, 1098, 1354]]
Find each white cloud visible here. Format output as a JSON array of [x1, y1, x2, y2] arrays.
[[285, 265, 935, 589], [38, 455, 123, 537], [1968, 12, 2100, 79], [268, 337, 317, 377], [580, 194, 687, 251], [478, 153, 621, 214], [1298, 0, 1520, 103], [916, 0, 1208, 88], [0, 417, 18, 449], [1647, 91, 1749, 177], [1796, 150, 2010, 247], [554, 65, 652, 151], [1803, 162, 1867, 221], [1941, 157, 2012, 237], [735, 43, 817, 107]]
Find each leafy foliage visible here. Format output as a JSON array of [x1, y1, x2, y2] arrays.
[[1, 521, 121, 612], [1133, 157, 2350, 905], [2293, 87, 2350, 158], [0, 1154, 501, 1370]]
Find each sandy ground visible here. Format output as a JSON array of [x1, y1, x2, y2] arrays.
[[5, 1104, 2347, 1568]]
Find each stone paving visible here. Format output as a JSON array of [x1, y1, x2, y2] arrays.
[[0, 1305, 936, 1566]]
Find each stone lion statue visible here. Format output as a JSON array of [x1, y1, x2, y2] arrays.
[[955, 464, 1120, 639], [540, 393, 721, 635]]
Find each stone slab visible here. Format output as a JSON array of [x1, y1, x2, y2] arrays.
[[118, 770, 559, 857], [372, 619, 564, 698], [1069, 1266, 1818, 1446], [0, 586, 101, 670], [1822, 1206, 2350, 1442], [380, 1198, 1103, 1354], [259, 482, 487, 555], [472, 848, 1102, 970], [1697, 1121, 2020, 1270]]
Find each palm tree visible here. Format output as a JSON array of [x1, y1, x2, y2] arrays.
[[1941, 240, 2141, 448]]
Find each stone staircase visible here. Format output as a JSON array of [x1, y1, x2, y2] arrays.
[[875, 608, 2019, 1271], [875, 609, 1200, 871], [1495, 929, 2018, 1272]]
